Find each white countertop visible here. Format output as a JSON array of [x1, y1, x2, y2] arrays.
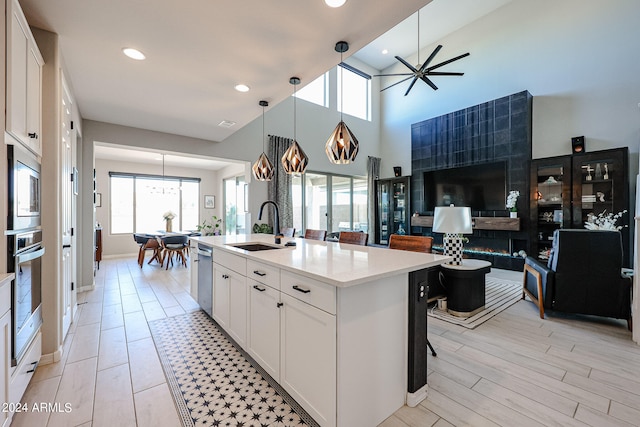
[[192, 234, 451, 288]]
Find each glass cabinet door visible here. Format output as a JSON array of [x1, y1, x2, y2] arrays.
[[375, 177, 410, 245], [530, 156, 571, 262]]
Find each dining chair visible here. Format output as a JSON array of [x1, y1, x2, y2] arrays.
[[160, 234, 189, 269], [304, 229, 326, 241], [388, 234, 437, 356], [133, 233, 162, 267], [338, 231, 368, 246], [281, 227, 296, 237]]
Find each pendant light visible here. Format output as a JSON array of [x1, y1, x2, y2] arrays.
[[326, 41, 359, 164], [281, 77, 309, 174], [252, 100, 275, 181]]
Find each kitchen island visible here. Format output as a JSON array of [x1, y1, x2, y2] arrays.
[[191, 233, 450, 427]]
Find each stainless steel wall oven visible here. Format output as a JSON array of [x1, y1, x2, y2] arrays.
[[6, 143, 44, 365]]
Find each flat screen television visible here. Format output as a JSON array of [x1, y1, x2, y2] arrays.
[[424, 161, 507, 212]]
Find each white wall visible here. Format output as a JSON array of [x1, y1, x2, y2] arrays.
[[95, 158, 225, 257], [379, 0, 640, 179]]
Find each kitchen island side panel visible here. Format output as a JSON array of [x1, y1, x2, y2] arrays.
[[336, 273, 408, 427]]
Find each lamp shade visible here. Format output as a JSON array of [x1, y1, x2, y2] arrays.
[[325, 121, 359, 164], [252, 152, 275, 181], [433, 205, 472, 234], [281, 140, 308, 174]]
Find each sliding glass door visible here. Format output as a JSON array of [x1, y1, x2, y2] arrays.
[[224, 176, 247, 235]]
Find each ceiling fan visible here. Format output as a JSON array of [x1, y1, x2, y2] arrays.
[[374, 11, 470, 96]]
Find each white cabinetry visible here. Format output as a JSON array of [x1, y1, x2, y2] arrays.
[[212, 251, 247, 349], [1, 276, 12, 427], [5, 0, 44, 156], [247, 279, 280, 379]]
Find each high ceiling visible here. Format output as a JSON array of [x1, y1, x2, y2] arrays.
[[19, 0, 512, 146]]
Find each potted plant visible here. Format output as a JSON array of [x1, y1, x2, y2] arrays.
[[163, 211, 176, 232], [196, 216, 222, 236], [506, 190, 520, 218]]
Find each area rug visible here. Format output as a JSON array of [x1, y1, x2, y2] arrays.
[[149, 310, 318, 427], [428, 277, 522, 329]]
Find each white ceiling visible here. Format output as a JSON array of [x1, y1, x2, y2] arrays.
[[20, 0, 511, 167], [94, 143, 233, 171]]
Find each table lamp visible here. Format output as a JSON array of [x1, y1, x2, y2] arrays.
[[433, 205, 473, 265]]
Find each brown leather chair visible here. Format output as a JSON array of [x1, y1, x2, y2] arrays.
[[304, 229, 326, 241], [338, 231, 368, 246], [387, 233, 436, 356], [388, 234, 433, 253], [281, 227, 296, 237]]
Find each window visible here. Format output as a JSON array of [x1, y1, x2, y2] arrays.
[[295, 72, 329, 108], [292, 172, 367, 236], [337, 64, 371, 121], [109, 173, 200, 234]]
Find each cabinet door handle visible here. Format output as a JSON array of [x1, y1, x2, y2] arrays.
[[253, 285, 266, 292], [277, 302, 284, 308], [28, 132, 38, 139], [222, 274, 229, 279], [292, 285, 310, 294], [253, 270, 266, 276], [26, 361, 38, 373]]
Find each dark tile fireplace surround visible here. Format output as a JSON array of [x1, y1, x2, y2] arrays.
[[410, 90, 532, 271]]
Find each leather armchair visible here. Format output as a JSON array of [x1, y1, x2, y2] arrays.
[[523, 229, 631, 326]]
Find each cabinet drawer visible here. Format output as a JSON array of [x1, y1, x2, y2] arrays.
[[247, 260, 280, 290], [214, 249, 246, 276], [281, 271, 336, 315], [10, 332, 41, 404]]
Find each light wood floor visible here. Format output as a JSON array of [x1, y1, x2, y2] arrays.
[[11, 258, 640, 427]]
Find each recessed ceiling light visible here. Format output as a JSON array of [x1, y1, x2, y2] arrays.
[[234, 84, 250, 92], [122, 47, 146, 60], [325, 0, 346, 7], [381, 49, 389, 55]]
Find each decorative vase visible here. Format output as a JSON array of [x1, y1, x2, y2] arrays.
[[510, 211, 518, 219], [443, 234, 464, 265], [166, 219, 172, 232]]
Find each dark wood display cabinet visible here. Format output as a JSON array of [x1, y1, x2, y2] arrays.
[[375, 176, 410, 245], [530, 147, 629, 266]]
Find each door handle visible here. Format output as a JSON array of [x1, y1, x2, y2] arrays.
[[63, 244, 71, 248]]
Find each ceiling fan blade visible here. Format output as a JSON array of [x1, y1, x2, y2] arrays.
[[380, 76, 414, 92], [419, 45, 443, 72], [404, 77, 419, 96], [420, 76, 438, 91], [394, 56, 419, 73], [372, 73, 415, 77], [426, 52, 470, 72], [426, 71, 465, 76]]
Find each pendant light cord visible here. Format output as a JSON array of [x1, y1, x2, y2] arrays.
[[340, 49, 344, 122], [262, 104, 266, 152]]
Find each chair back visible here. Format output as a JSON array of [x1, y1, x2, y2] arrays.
[[133, 233, 149, 244], [304, 229, 326, 241], [549, 229, 627, 316], [281, 227, 295, 237], [388, 234, 433, 253], [162, 234, 189, 246], [338, 231, 368, 246]]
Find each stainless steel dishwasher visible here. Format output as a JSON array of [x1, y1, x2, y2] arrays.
[[197, 244, 213, 316]]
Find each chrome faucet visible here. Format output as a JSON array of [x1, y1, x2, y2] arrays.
[[258, 201, 283, 244]]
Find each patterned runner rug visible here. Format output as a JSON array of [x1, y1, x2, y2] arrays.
[[149, 310, 318, 427], [428, 277, 522, 329]]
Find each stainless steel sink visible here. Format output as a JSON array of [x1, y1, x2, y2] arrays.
[[226, 242, 283, 251]]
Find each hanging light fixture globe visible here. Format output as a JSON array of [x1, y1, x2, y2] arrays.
[[281, 77, 309, 174], [326, 41, 359, 164], [252, 100, 275, 181]]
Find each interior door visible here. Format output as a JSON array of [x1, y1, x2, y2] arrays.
[[61, 77, 76, 338]]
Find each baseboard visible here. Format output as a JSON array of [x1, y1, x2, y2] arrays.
[[39, 345, 62, 366], [77, 284, 95, 293], [406, 384, 428, 407]]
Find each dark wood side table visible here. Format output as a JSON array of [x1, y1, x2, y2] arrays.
[[440, 259, 491, 317], [95, 227, 102, 271]]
